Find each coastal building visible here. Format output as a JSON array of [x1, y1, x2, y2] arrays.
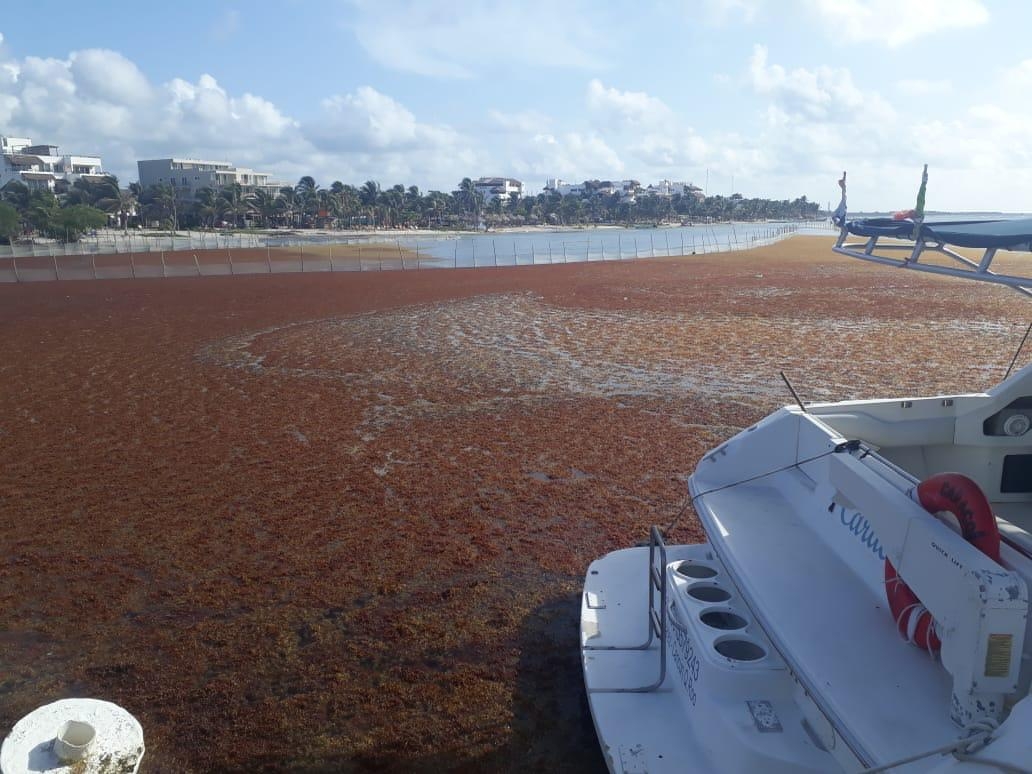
[[545, 178, 641, 200], [646, 180, 704, 199], [473, 177, 523, 203], [137, 158, 284, 200], [0, 135, 109, 192]]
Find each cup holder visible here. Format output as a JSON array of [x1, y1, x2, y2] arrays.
[[686, 583, 732, 603], [714, 636, 766, 662], [699, 607, 748, 631], [674, 561, 718, 580]]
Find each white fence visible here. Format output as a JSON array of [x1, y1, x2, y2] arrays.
[[0, 222, 837, 282]]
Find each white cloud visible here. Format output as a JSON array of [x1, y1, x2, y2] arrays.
[[307, 86, 460, 151], [703, 0, 762, 23], [162, 74, 296, 145], [506, 132, 624, 181], [1000, 58, 1032, 90], [809, 0, 988, 47], [896, 78, 953, 96], [69, 49, 152, 106], [488, 109, 553, 134], [586, 79, 672, 126], [748, 45, 894, 124], [630, 133, 709, 168], [345, 0, 606, 78], [0, 38, 479, 190], [210, 9, 242, 41]]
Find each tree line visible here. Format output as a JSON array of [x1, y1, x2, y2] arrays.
[[0, 173, 822, 243]]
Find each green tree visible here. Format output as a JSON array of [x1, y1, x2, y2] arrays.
[[193, 187, 218, 229], [1, 180, 31, 213], [359, 180, 380, 228], [250, 189, 279, 229], [52, 205, 107, 241], [98, 186, 138, 230], [0, 201, 19, 243]]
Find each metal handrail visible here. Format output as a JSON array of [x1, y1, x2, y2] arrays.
[[585, 525, 668, 692]]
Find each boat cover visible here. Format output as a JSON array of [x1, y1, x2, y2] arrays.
[[846, 218, 1032, 249]]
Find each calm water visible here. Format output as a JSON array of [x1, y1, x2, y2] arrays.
[[402, 222, 834, 268]]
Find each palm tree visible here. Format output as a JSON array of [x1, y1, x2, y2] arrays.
[[294, 176, 319, 227], [359, 180, 380, 229], [193, 187, 218, 228], [98, 186, 138, 230], [423, 190, 449, 228], [316, 188, 340, 228], [277, 185, 298, 228], [342, 185, 360, 226], [140, 184, 177, 230], [217, 182, 249, 228], [250, 189, 279, 229]]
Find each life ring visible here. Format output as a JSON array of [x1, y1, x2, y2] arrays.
[[884, 473, 1001, 652]]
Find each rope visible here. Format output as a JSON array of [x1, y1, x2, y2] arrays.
[[1003, 321, 1032, 381], [661, 442, 852, 536], [859, 719, 1017, 773]]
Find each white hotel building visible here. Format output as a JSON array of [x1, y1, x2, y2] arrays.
[[473, 177, 523, 202], [137, 158, 283, 200], [0, 136, 109, 192]]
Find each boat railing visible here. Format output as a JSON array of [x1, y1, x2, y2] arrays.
[[584, 524, 668, 692]]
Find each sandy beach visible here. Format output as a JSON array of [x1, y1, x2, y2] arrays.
[[1, 235, 1028, 772]]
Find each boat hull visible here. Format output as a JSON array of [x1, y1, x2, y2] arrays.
[[581, 542, 845, 773]]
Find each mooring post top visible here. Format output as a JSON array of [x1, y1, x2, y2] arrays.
[[1, 698, 144, 774]]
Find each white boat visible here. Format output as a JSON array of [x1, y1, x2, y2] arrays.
[[581, 170, 1032, 772]]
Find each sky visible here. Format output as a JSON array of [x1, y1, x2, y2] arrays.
[[1, 0, 1031, 211]]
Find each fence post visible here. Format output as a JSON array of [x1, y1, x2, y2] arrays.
[[130, 252, 135, 279], [53, 254, 60, 281], [665, 232, 670, 257], [228, 244, 233, 274], [300, 242, 304, 273], [680, 233, 684, 256], [329, 242, 334, 272], [493, 239, 498, 267], [454, 240, 457, 268], [650, 233, 655, 258], [472, 240, 476, 268], [11, 255, 19, 283], [532, 243, 536, 264], [415, 243, 420, 270], [634, 236, 638, 258], [548, 242, 553, 264], [562, 241, 567, 263], [397, 239, 404, 270], [91, 252, 97, 280], [601, 239, 605, 261], [267, 244, 272, 273], [160, 250, 166, 278], [618, 234, 622, 260], [586, 236, 590, 261], [194, 254, 201, 276], [513, 240, 517, 265]]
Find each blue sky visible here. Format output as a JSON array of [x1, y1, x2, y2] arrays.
[[1, 0, 1030, 210]]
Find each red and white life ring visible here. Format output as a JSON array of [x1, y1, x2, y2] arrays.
[[884, 473, 1001, 652]]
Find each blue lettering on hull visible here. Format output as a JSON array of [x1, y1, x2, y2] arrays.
[[837, 505, 886, 561], [670, 614, 700, 706]]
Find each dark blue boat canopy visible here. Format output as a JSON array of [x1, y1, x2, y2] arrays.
[[846, 218, 1032, 250]]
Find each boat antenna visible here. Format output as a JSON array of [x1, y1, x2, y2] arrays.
[[1004, 321, 1032, 380], [780, 370, 808, 413]]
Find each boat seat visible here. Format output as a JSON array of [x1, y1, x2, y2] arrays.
[[697, 473, 959, 768]]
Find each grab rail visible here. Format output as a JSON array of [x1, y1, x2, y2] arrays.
[[584, 525, 668, 692]]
